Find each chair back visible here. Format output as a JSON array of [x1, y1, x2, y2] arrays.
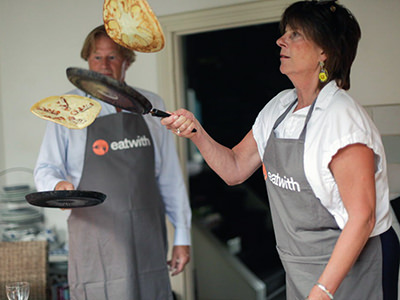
[[0, 241, 48, 300]]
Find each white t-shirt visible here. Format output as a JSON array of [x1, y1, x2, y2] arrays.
[[252, 81, 392, 236]]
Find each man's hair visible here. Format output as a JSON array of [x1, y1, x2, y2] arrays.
[[80, 25, 136, 65]]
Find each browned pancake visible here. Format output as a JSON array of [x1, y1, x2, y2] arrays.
[[103, 0, 165, 53], [31, 95, 101, 129]]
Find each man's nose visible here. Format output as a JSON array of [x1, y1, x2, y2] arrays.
[[100, 58, 111, 68]]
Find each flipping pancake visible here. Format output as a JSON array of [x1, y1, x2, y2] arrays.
[[31, 95, 101, 129], [103, 0, 165, 52]]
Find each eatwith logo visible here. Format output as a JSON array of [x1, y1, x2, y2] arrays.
[[267, 171, 301, 192]]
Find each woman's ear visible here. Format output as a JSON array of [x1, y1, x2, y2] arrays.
[[320, 50, 327, 62]]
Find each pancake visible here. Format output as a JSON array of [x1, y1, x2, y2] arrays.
[[103, 0, 165, 52], [31, 95, 101, 129]]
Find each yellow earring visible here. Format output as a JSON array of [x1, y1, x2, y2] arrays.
[[319, 61, 329, 83]]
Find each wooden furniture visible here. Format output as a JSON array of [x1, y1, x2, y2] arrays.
[[0, 241, 48, 300]]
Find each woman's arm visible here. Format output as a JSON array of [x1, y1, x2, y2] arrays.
[[161, 109, 262, 185], [308, 143, 376, 299]]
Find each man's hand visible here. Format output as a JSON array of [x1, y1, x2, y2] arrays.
[[55, 181, 75, 191], [54, 181, 75, 210], [168, 245, 190, 276]]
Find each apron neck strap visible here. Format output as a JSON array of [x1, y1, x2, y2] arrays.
[[299, 98, 317, 140], [273, 100, 298, 130], [272, 97, 318, 140]]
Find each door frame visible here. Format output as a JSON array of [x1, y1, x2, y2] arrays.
[[157, 0, 291, 162], [157, 1, 292, 299]]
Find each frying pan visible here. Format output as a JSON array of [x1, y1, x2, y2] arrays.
[[66, 67, 196, 131], [25, 190, 106, 208]]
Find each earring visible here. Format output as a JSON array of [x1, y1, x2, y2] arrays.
[[319, 61, 329, 83]]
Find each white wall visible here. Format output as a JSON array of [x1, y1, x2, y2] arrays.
[[0, 0, 399, 228], [344, 0, 400, 106]]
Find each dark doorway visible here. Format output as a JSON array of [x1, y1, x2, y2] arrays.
[[183, 21, 293, 198], [183, 22, 292, 150], [182, 22, 292, 298]]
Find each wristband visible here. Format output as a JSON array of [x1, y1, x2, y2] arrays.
[[316, 282, 334, 299]]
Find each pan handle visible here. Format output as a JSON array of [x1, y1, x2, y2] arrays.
[[151, 108, 171, 118], [150, 109, 197, 133]]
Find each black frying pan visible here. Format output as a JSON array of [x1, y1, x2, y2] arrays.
[[25, 190, 106, 208], [67, 67, 169, 117], [66, 67, 196, 131]]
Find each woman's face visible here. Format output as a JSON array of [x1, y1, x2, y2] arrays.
[[276, 25, 326, 82]]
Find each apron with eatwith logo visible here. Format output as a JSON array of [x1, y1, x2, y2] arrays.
[[67, 112, 172, 300], [262, 99, 383, 299]]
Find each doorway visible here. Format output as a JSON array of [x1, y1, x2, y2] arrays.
[[158, 2, 293, 299], [182, 22, 292, 300]]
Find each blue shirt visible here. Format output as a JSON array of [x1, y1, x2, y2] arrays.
[[34, 88, 191, 245]]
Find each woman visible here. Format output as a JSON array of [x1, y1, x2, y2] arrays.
[[162, 1, 399, 299]]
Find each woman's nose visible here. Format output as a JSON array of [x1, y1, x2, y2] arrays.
[[276, 35, 286, 48]]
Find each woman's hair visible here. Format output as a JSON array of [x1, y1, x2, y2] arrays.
[[80, 25, 136, 65], [280, 0, 361, 90]]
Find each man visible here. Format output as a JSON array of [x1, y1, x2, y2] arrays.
[[34, 25, 191, 300]]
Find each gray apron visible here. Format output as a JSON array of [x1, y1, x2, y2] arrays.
[[67, 112, 172, 300], [262, 99, 383, 299]]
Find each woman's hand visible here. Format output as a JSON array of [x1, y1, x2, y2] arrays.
[[161, 109, 199, 138]]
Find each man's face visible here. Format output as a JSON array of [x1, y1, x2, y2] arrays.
[[87, 34, 130, 82]]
